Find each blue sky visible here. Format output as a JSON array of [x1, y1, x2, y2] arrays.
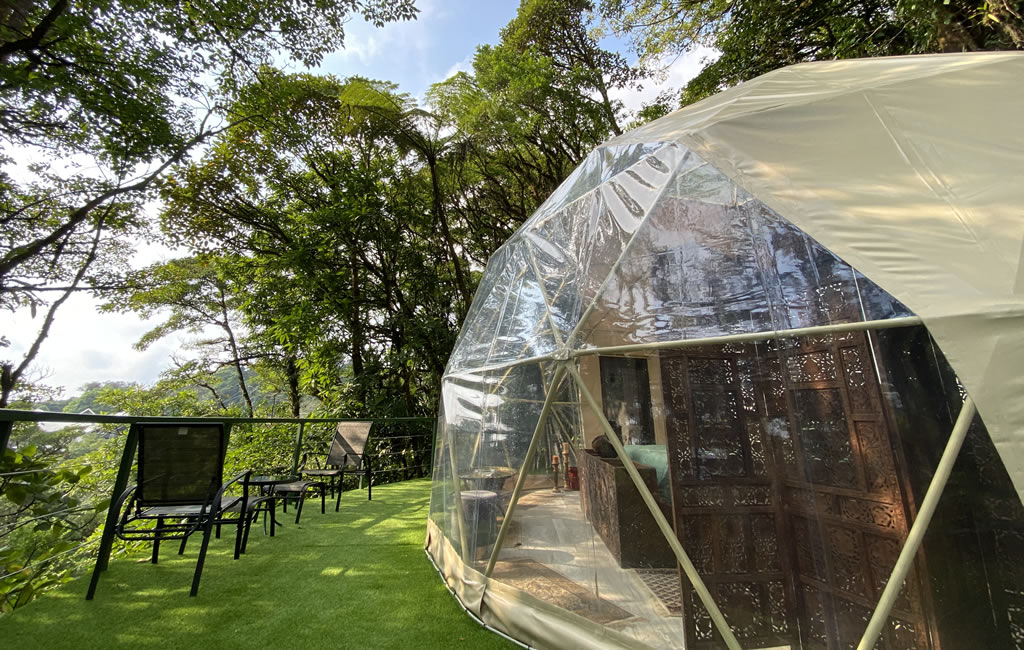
[[7, 0, 713, 397], [314, 0, 520, 99]]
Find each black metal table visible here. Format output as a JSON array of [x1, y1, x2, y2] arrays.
[[248, 474, 298, 534], [252, 473, 325, 524]]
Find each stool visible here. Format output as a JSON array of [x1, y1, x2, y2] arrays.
[[272, 479, 325, 524], [460, 489, 499, 562]]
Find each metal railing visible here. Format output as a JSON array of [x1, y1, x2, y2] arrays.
[[0, 409, 436, 611]]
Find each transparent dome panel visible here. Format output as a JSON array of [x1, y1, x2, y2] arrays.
[[574, 145, 686, 343], [447, 243, 517, 372], [521, 191, 599, 341], [483, 365, 688, 648], [441, 363, 569, 567], [521, 142, 673, 232], [448, 239, 558, 373], [574, 153, 912, 351]]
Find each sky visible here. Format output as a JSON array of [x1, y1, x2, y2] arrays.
[[5, 0, 712, 398]]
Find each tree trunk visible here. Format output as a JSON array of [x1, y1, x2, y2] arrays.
[[595, 80, 623, 137], [217, 285, 254, 416], [347, 245, 365, 382], [286, 353, 301, 418], [427, 154, 472, 314]]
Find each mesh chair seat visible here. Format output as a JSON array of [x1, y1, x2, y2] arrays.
[[219, 495, 273, 513], [301, 468, 342, 477], [272, 480, 317, 493], [141, 503, 228, 517], [269, 480, 324, 524]]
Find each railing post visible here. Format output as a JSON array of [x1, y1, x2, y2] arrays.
[[86, 423, 139, 599], [290, 422, 305, 475]]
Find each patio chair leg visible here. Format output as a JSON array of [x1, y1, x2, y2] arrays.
[[269, 499, 277, 536], [234, 515, 246, 560], [85, 533, 115, 600], [295, 493, 305, 524], [152, 519, 164, 564], [320, 486, 326, 515], [179, 533, 189, 555], [190, 517, 216, 597], [335, 481, 343, 512], [243, 507, 261, 553], [216, 523, 222, 539], [241, 519, 251, 554]]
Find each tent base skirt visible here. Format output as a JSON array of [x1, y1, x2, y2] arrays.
[[425, 518, 657, 650]]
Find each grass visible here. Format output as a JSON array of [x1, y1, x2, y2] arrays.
[[0, 478, 515, 649]]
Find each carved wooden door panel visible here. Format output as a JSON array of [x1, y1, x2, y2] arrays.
[[770, 332, 929, 650], [660, 334, 934, 649], [661, 346, 794, 649]]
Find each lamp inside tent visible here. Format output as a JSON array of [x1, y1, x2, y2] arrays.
[[426, 51, 1024, 650]]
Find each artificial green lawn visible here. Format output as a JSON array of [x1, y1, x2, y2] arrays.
[[1, 478, 516, 649]]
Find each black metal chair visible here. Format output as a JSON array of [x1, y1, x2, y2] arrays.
[[270, 476, 325, 524], [214, 475, 278, 553], [301, 421, 374, 503], [86, 422, 256, 599]]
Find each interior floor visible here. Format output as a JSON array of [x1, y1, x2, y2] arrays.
[[486, 488, 686, 649]]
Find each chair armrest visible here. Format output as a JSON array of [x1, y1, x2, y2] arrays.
[[212, 470, 251, 511], [113, 483, 139, 517], [301, 452, 329, 470]]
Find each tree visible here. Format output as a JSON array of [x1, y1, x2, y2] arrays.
[[426, 2, 634, 268], [157, 71, 460, 416], [337, 78, 474, 313], [496, 0, 639, 136], [600, 0, 1024, 105], [0, 0, 419, 405], [103, 255, 258, 416]]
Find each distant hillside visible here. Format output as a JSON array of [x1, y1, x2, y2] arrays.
[[35, 368, 294, 414]]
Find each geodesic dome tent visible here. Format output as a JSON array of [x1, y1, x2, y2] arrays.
[[427, 51, 1024, 650]]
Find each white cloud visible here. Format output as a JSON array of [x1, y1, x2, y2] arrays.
[[320, 0, 437, 76], [610, 45, 720, 117], [442, 54, 474, 82], [5, 293, 185, 396]]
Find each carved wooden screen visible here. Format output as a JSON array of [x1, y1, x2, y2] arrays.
[[661, 333, 933, 649], [661, 346, 793, 648], [773, 333, 929, 649]]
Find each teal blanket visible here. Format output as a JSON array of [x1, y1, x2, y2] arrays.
[[623, 444, 671, 503]]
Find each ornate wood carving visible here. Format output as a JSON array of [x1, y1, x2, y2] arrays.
[[661, 333, 931, 649]]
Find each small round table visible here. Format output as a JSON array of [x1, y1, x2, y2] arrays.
[[252, 474, 325, 524], [247, 474, 298, 534]]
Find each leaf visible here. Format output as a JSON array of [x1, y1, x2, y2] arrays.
[[5, 485, 28, 505]]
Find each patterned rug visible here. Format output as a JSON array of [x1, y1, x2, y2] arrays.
[[635, 569, 682, 616], [490, 559, 633, 625]]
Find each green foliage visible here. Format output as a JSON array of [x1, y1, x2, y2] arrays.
[[1, 0, 419, 407], [600, 0, 1024, 106], [0, 0, 418, 163], [156, 70, 467, 418], [0, 434, 105, 612]]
